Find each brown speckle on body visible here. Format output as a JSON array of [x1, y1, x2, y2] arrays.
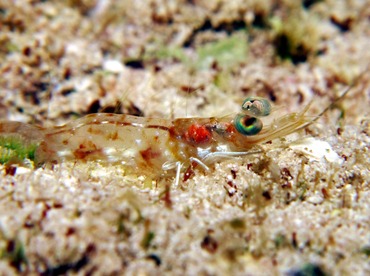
[[87, 126, 103, 135], [74, 141, 101, 159], [106, 131, 119, 140], [140, 147, 161, 164]]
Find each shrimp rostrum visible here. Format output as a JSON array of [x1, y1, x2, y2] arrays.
[[0, 96, 313, 183]]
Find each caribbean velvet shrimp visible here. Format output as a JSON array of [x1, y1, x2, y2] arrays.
[[0, 98, 309, 181], [0, 70, 366, 184]]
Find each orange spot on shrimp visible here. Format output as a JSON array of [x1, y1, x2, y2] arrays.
[[185, 124, 212, 145], [106, 131, 119, 140], [225, 123, 236, 134], [87, 126, 103, 135]]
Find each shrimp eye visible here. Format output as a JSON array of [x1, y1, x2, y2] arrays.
[[234, 114, 263, 136], [241, 97, 271, 117]]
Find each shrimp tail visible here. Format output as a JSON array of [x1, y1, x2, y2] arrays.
[[0, 121, 45, 165]]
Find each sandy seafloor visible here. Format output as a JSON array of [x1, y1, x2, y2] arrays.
[[0, 1, 370, 275]]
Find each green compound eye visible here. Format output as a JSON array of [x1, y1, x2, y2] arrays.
[[241, 97, 271, 117], [234, 114, 263, 136]]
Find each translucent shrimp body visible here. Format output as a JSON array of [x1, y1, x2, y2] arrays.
[[0, 104, 311, 179]]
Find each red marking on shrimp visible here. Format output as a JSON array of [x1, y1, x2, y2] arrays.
[[140, 147, 161, 162], [185, 124, 212, 145], [183, 160, 199, 182]]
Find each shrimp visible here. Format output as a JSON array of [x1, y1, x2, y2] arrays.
[[0, 105, 310, 181], [0, 68, 367, 184]]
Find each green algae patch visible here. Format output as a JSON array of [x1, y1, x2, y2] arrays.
[[0, 136, 38, 164], [141, 32, 248, 72], [0, 238, 28, 272], [141, 231, 155, 249], [145, 46, 188, 64], [196, 32, 248, 70]]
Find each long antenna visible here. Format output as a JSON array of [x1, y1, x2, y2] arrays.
[[300, 65, 369, 130]]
